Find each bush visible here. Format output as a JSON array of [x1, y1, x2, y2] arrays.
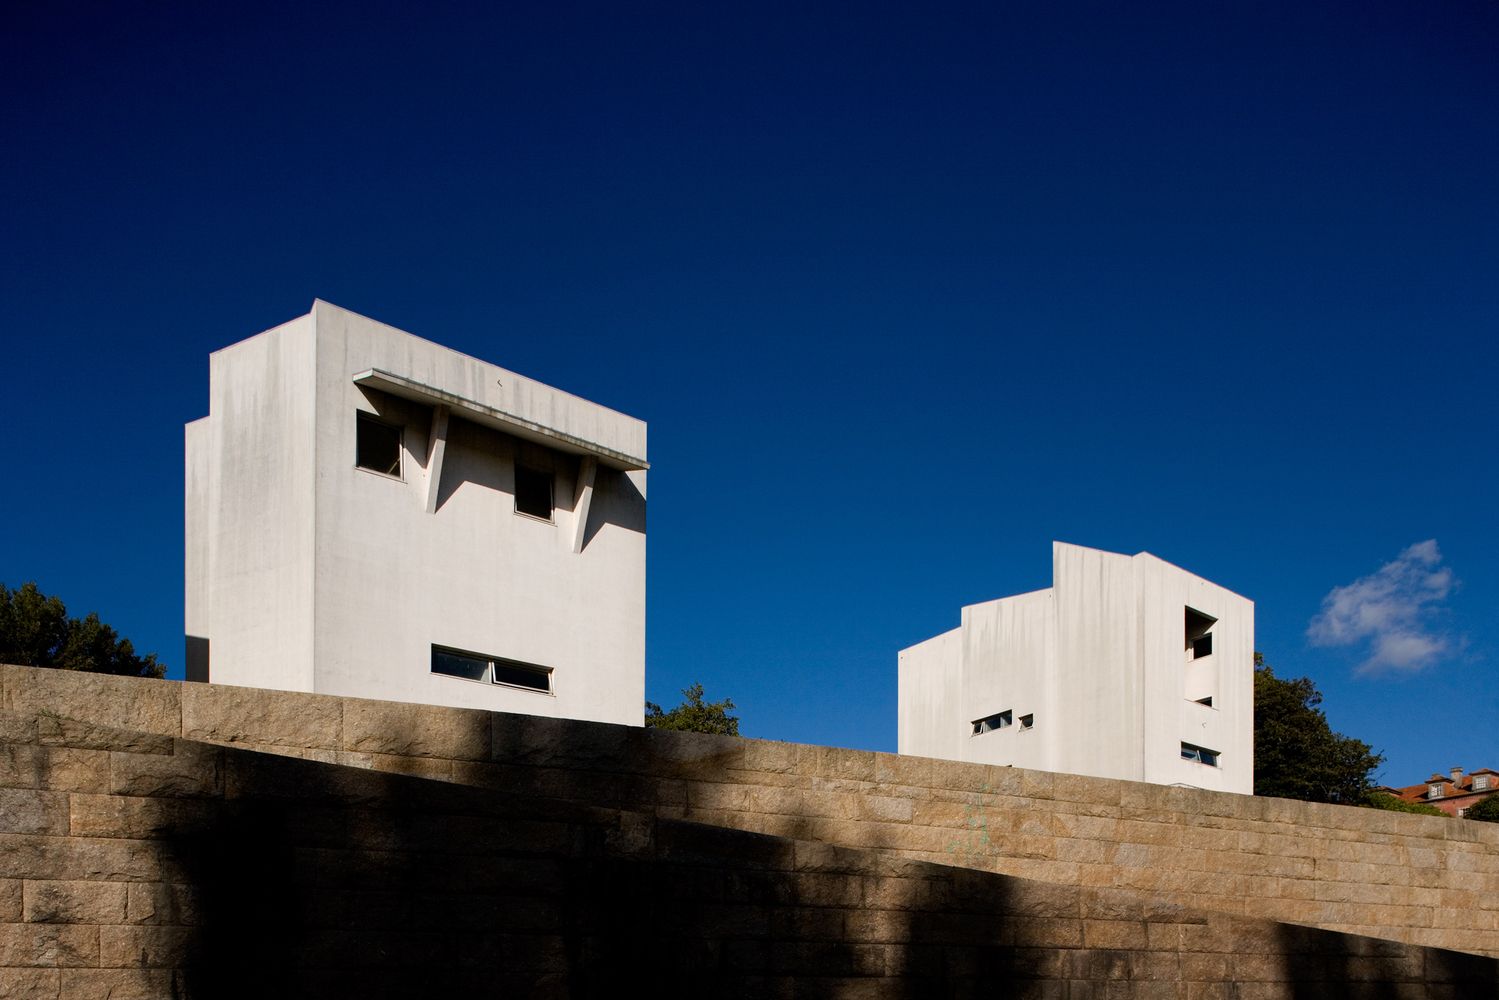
[[1363, 792, 1445, 817]]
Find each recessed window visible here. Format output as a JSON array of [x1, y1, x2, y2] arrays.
[[972, 710, 1012, 736], [515, 464, 554, 520], [1019, 714, 1034, 730], [1194, 696, 1214, 708], [356, 412, 402, 477], [1181, 742, 1220, 767], [431, 646, 552, 694], [1185, 607, 1216, 659]]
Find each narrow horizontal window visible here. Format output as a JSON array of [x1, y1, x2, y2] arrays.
[[972, 710, 1012, 736], [491, 657, 552, 692], [1181, 742, 1220, 767], [1194, 696, 1213, 707], [431, 646, 552, 694], [432, 648, 489, 681]]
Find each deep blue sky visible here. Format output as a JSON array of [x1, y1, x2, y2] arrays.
[[4, 1, 1495, 785]]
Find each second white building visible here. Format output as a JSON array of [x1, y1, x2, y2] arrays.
[[898, 542, 1254, 793]]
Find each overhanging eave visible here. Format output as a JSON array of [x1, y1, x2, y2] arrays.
[[352, 369, 649, 472]]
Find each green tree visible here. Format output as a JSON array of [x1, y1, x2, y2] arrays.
[[1364, 792, 1445, 817], [645, 683, 739, 736], [1254, 653, 1382, 804], [0, 582, 165, 678], [1464, 795, 1499, 824]]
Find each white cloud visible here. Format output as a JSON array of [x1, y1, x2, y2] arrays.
[[1307, 540, 1459, 675]]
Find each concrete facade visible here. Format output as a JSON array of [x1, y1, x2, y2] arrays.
[[185, 301, 647, 725], [899, 542, 1254, 794]]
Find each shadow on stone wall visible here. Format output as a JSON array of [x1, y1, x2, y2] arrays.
[[153, 742, 1042, 997], [1277, 921, 1499, 999]]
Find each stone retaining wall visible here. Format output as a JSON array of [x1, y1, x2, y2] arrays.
[[1, 699, 1496, 997], [4, 665, 1498, 961]]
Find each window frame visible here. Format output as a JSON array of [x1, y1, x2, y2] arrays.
[[354, 411, 405, 480], [1180, 742, 1220, 767], [514, 462, 555, 522], [971, 710, 1013, 736], [430, 645, 553, 695]]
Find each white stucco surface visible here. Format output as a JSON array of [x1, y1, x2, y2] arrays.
[[185, 301, 647, 724], [899, 542, 1254, 793]]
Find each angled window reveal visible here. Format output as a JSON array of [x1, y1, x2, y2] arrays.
[[1185, 607, 1216, 659], [972, 710, 1012, 736], [1019, 714, 1034, 731], [356, 412, 403, 478], [1184, 606, 1219, 707], [515, 463, 554, 521], [1180, 742, 1220, 767], [431, 645, 552, 694]]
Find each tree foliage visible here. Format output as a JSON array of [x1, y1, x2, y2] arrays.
[[1253, 653, 1382, 805], [645, 683, 739, 736], [0, 582, 165, 678], [1464, 795, 1499, 824], [1364, 792, 1445, 817]]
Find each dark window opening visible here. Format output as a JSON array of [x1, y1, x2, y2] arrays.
[[432, 648, 489, 681], [356, 412, 402, 477], [491, 658, 552, 692], [1194, 696, 1213, 707], [1019, 714, 1034, 730], [515, 464, 554, 520], [432, 646, 553, 694], [1181, 742, 1220, 767], [1185, 606, 1216, 659], [972, 710, 1012, 736]]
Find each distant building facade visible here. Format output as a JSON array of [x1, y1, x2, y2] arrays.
[[185, 301, 647, 725], [1380, 767, 1499, 818], [899, 542, 1254, 794]]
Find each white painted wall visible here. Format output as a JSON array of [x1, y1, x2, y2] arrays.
[[898, 541, 1254, 793], [194, 315, 319, 693], [185, 302, 647, 725]]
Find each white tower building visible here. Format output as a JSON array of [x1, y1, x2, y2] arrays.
[[898, 542, 1254, 793], [185, 301, 647, 725]]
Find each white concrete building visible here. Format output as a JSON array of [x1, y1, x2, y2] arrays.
[[185, 301, 647, 725], [899, 542, 1254, 793]]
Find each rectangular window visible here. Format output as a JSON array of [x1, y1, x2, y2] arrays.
[[1475, 775, 1490, 791], [1181, 742, 1220, 767], [1428, 783, 1444, 799], [431, 646, 552, 694], [972, 710, 1012, 736], [1019, 714, 1034, 730], [515, 464, 554, 520], [1191, 634, 1213, 659], [356, 412, 403, 478]]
